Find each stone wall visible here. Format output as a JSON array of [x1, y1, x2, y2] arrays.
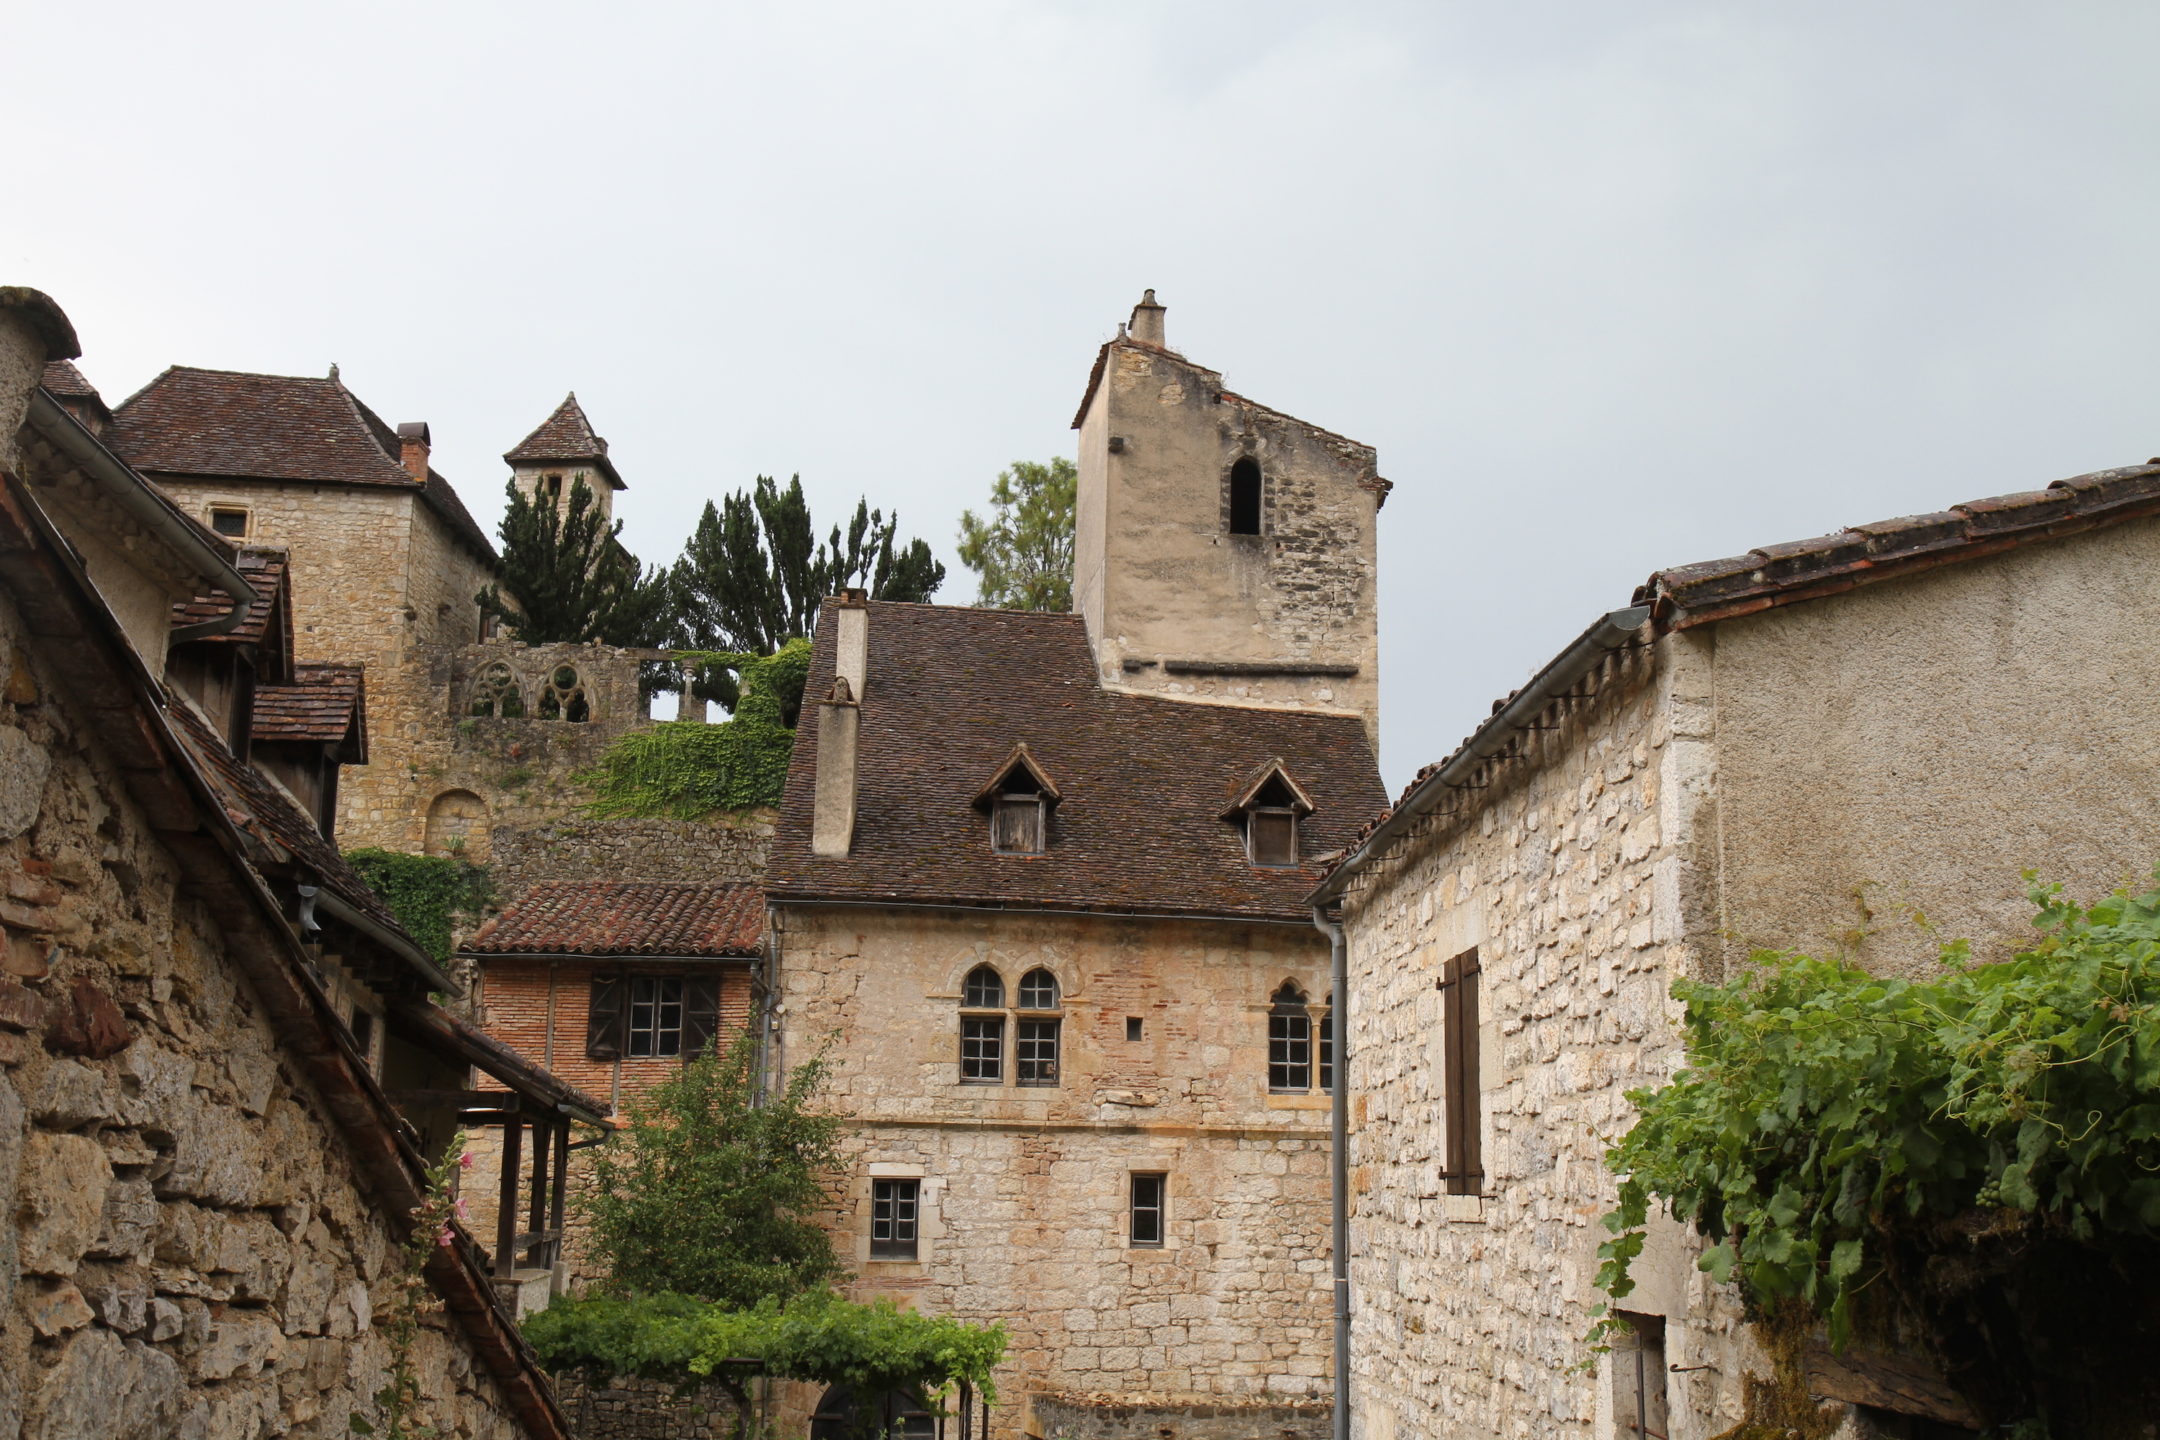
[[0, 586, 530, 1438], [1033, 1395, 1328, 1440], [1335, 638, 1754, 1440], [777, 904, 1338, 1437]]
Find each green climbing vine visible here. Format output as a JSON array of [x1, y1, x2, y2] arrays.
[[344, 850, 493, 962], [576, 642, 809, 818], [1595, 868, 2160, 1432], [352, 1135, 470, 1438]]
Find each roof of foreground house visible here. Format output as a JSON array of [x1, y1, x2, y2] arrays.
[[1319, 456, 2160, 900], [170, 545, 289, 648], [502, 393, 623, 489], [766, 602, 1387, 921], [108, 366, 496, 560], [465, 881, 765, 957], [253, 663, 368, 758]]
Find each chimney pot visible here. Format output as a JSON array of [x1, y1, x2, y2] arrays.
[[396, 421, 431, 482], [1129, 289, 1166, 346]]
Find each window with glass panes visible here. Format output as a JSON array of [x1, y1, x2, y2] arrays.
[[627, 976, 685, 1057], [959, 965, 1004, 1082], [1268, 982, 1312, 1091], [1015, 967, 1060, 1085], [870, 1178, 919, 1259], [1130, 1173, 1166, 1247]]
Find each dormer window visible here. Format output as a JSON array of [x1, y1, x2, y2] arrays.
[[972, 744, 1062, 857], [1222, 760, 1316, 869]]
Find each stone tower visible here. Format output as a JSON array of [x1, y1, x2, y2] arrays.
[[503, 393, 624, 520], [1071, 291, 1389, 746]]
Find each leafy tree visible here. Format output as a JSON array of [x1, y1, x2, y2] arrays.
[[581, 1027, 845, 1309], [576, 642, 810, 816], [669, 475, 943, 710], [477, 476, 670, 646], [957, 457, 1076, 611]]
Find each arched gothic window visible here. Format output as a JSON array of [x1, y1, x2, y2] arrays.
[[959, 965, 1004, 1083], [537, 664, 589, 722], [468, 662, 525, 718], [1269, 981, 1312, 1092], [1229, 456, 1263, 535]]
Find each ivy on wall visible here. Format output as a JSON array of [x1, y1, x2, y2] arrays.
[[577, 642, 809, 818], [1596, 869, 2160, 1432], [344, 849, 494, 962]]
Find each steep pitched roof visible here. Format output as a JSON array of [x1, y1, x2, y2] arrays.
[[503, 393, 623, 490], [109, 366, 496, 560], [254, 662, 367, 760], [766, 603, 1386, 921], [170, 546, 289, 653], [464, 882, 765, 957], [38, 358, 100, 399]]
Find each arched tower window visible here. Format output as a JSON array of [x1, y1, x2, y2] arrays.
[[959, 965, 1004, 1083], [1229, 457, 1263, 536], [1268, 981, 1312, 1092], [1015, 967, 1061, 1086], [424, 790, 490, 862], [468, 662, 525, 718], [537, 665, 590, 722]]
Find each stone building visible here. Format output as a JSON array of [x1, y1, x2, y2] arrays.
[[0, 289, 597, 1438], [1313, 462, 2160, 1437], [765, 296, 1390, 1439]]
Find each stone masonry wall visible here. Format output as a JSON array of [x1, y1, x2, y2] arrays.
[[778, 905, 1337, 1439], [1335, 637, 1754, 1440], [0, 587, 529, 1438]]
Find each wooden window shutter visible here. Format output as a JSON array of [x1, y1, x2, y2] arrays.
[[586, 973, 626, 1060], [683, 975, 723, 1058], [1440, 948, 1483, 1196]]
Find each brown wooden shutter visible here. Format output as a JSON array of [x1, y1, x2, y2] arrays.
[[1440, 948, 1483, 1196], [683, 975, 722, 1058], [586, 973, 626, 1060]]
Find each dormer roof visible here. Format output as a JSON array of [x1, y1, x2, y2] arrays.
[[971, 743, 1063, 811], [503, 393, 624, 490], [170, 547, 294, 677], [253, 662, 368, 763], [1219, 758, 1315, 820]]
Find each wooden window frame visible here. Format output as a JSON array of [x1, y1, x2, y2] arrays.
[[587, 971, 722, 1061], [1246, 807, 1299, 867], [1129, 1172, 1166, 1248], [959, 1015, 1004, 1083], [1015, 1017, 1060, 1086], [991, 794, 1045, 855], [1438, 948, 1483, 1196], [870, 1177, 920, 1260], [1268, 985, 1313, 1092]]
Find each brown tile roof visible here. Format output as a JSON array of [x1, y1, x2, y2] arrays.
[[464, 882, 765, 957], [766, 603, 1387, 921], [254, 663, 367, 760], [39, 359, 99, 399], [1638, 461, 2160, 629], [165, 695, 410, 941], [503, 393, 623, 490], [171, 546, 288, 650], [109, 366, 496, 561]]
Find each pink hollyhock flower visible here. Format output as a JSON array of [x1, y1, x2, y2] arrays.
[[453, 1197, 468, 1220], [437, 1224, 455, 1248], [460, 1152, 475, 1170]]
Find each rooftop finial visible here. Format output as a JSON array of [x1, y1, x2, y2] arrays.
[[327, 363, 340, 382], [1129, 289, 1166, 347]]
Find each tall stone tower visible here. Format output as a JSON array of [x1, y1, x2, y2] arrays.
[[1071, 291, 1389, 745], [503, 393, 624, 520]]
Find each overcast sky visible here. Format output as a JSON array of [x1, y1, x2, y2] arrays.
[[11, 2, 2158, 790]]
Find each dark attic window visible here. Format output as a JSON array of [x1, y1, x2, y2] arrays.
[[1245, 776, 1301, 867], [1229, 457, 1262, 536], [993, 784, 1045, 855], [209, 506, 249, 538]]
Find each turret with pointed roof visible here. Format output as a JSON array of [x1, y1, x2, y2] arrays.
[[504, 394, 623, 520]]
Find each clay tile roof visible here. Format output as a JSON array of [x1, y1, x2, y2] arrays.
[[171, 546, 286, 646], [503, 394, 623, 490], [1638, 461, 2160, 627], [39, 359, 99, 399], [254, 663, 367, 760], [109, 367, 497, 561], [464, 882, 765, 957], [766, 603, 1387, 921], [165, 696, 411, 942]]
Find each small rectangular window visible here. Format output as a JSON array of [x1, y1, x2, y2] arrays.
[[1015, 1018, 1060, 1086], [1130, 1173, 1166, 1247], [959, 1016, 1004, 1083], [992, 796, 1044, 854], [1610, 1312, 1669, 1440], [627, 976, 685, 1058], [1440, 948, 1483, 1196], [871, 1178, 920, 1259], [209, 507, 249, 538], [1269, 1011, 1312, 1092], [1126, 1016, 1144, 1041], [1248, 809, 1298, 867]]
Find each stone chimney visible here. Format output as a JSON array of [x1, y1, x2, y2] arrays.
[[396, 421, 431, 482], [1128, 289, 1166, 347], [810, 593, 869, 858]]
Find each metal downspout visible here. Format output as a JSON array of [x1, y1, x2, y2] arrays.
[[1314, 903, 1351, 1440]]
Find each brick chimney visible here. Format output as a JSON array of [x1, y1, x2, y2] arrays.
[[396, 421, 431, 482], [1128, 289, 1166, 346], [810, 593, 869, 858]]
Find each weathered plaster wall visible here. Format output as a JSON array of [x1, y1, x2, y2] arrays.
[[777, 905, 1337, 1437], [0, 585, 528, 1439], [1337, 640, 1754, 1440], [1706, 516, 2160, 978], [1074, 340, 1384, 746]]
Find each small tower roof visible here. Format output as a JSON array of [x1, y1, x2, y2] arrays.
[[504, 392, 624, 490]]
